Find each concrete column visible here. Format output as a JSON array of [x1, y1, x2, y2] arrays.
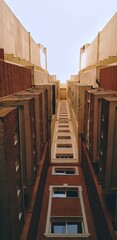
[[28, 32, 31, 62], [44, 47, 47, 70], [97, 31, 100, 63]]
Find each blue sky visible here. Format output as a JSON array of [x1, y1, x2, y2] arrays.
[[4, 0, 117, 82]]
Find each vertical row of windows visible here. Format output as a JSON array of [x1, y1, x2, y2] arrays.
[[47, 101, 89, 237], [45, 185, 90, 237]]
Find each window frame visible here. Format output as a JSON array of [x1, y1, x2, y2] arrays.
[[44, 185, 90, 238], [52, 166, 78, 175], [57, 135, 71, 139], [52, 188, 79, 198], [50, 217, 84, 234], [57, 143, 72, 148], [56, 153, 74, 159]]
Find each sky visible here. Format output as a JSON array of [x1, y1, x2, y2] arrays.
[[4, 0, 117, 82]]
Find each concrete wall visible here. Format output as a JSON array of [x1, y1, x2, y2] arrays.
[[70, 74, 79, 82], [30, 37, 40, 66], [79, 68, 97, 87], [48, 75, 56, 83], [60, 83, 66, 100], [34, 70, 49, 84], [81, 37, 98, 69], [80, 13, 117, 70], [0, 0, 46, 69], [0, 0, 30, 61], [99, 13, 117, 61]]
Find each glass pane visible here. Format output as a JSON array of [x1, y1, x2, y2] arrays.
[[55, 170, 65, 174], [51, 222, 66, 233], [77, 222, 83, 233], [67, 190, 78, 198], [66, 170, 75, 174], [53, 191, 66, 198], [67, 222, 83, 234]]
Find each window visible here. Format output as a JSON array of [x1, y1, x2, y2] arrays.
[[57, 143, 72, 148], [45, 185, 90, 238], [58, 125, 69, 128], [59, 113, 67, 115], [53, 188, 79, 198], [65, 169, 75, 174], [57, 136, 71, 139], [53, 191, 66, 198], [50, 218, 83, 234], [52, 167, 78, 175], [58, 129, 70, 132], [55, 169, 65, 174], [56, 153, 74, 159], [51, 221, 65, 233], [59, 119, 69, 123], [67, 221, 83, 234]]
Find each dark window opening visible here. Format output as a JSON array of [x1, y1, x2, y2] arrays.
[[56, 154, 74, 159], [58, 130, 70, 133], [66, 169, 75, 174], [54, 168, 76, 175], [57, 144, 72, 148], [57, 136, 71, 139]]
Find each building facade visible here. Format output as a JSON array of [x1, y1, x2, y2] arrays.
[[0, 1, 117, 240]]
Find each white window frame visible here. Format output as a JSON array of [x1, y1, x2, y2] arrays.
[[52, 166, 78, 175], [57, 124, 71, 133], [56, 135, 71, 139], [56, 143, 72, 148], [50, 216, 84, 234], [54, 144, 76, 160], [52, 187, 79, 198], [56, 153, 74, 159], [58, 125, 69, 128], [44, 185, 90, 238]]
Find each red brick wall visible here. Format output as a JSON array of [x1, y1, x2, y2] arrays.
[[51, 198, 82, 216], [0, 61, 31, 97], [100, 66, 117, 91], [81, 140, 116, 240]]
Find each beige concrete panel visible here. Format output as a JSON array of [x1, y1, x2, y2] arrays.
[[0, 0, 29, 60], [48, 75, 56, 83], [99, 13, 117, 61], [79, 68, 97, 87], [70, 74, 79, 82], [34, 70, 48, 84], [30, 37, 40, 66], [0, 1, 47, 69], [81, 37, 98, 69], [60, 83, 67, 88]]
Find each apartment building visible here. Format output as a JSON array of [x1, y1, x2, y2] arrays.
[[0, 1, 117, 240]]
